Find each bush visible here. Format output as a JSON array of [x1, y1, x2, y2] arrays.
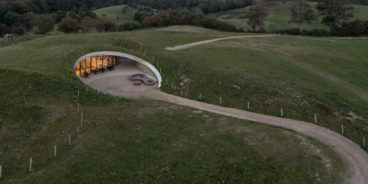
[[331, 20, 368, 36], [57, 17, 80, 33], [80, 17, 96, 32], [0, 24, 7, 37], [10, 24, 26, 35], [115, 38, 141, 50], [274, 28, 330, 36], [96, 18, 116, 32], [141, 10, 243, 32], [117, 23, 141, 31], [33, 14, 55, 34]]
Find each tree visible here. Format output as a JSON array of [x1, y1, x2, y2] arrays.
[[33, 14, 55, 34], [317, 0, 354, 28], [0, 24, 7, 37], [96, 17, 116, 32], [246, 0, 268, 32], [80, 17, 96, 32], [57, 17, 80, 33], [4, 11, 18, 26], [289, 0, 316, 33]]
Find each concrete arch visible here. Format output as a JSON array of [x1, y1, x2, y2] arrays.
[[74, 51, 162, 87]]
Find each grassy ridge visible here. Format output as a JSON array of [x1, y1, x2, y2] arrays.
[[208, 1, 368, 31], [108, 27, 368, 151], [93, 5, 138, 24], [0, 30, 345, 183]]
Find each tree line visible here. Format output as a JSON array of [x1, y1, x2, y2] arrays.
[[1, 0, 368, 37], [245, 0, 368, 36], [0, 0, 126, 35]]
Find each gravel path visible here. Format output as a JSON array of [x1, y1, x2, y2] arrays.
[[165, 35, 277, 51], [144, 90, 368, 184]]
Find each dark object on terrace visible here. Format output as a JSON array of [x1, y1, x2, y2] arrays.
[[83, 72, 89, 78], [129, 73, 157, 86]]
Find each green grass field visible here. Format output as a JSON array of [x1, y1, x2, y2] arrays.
[[0, 27, 351, 183], [208, 1, 368, 31], [93, 5, 138, 24]]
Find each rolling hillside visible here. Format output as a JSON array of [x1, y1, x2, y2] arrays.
[[208, 1, 368, 31], [0, 27, 354, 183], [93, 5, 138, 24]]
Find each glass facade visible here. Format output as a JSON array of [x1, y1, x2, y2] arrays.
[[75, 56, 118, 78]]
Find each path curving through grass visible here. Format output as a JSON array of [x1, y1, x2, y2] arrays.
[[165, 35, 277, 51], [143, 90, 368, 184]]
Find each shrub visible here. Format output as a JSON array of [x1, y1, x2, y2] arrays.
[[96, 18, 116, 32], [57, 17, 80, 33], [33, 14, 55, 34], [80, 17, 96, 32], [115, 38, 141, 50], [331, 20, 368, 36], [10, 24, 26, 35], [117, 23, 141, 31], [0, 24, 7, 37], [274, 28, 330, 36], [141, 10, 243, 32]]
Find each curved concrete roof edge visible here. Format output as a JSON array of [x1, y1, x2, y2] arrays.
[[74, 51, 162, 87]]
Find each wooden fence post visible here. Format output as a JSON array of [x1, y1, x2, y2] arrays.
[[68, 135, 71, 146], [341, 124, 344, 135], [29, 157, 32, 172], [247, 101, 250, 110], [220, 97, 223, 105], [280, 108, 284, 117], [54, 145, 57, 157], [199, 93, 202, 100], [314, 114, 317, 123], [80, 111, 84, 128]]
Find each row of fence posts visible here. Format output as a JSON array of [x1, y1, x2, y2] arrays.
[[0, 91, 85, 180], [156, 57, 368, 154], [154, 55, 368, 171], [164, 76, 367, 150], [1, 55, 367, 180]]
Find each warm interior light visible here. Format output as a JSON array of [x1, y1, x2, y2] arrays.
[[76, 56, 118, 77]]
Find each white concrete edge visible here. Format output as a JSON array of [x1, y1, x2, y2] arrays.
[[74, 51, 162, 88]]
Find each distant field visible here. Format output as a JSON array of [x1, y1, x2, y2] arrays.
[[208, 1, 368, 31], [93, 5, 138, 24], [0, 27, 348, 183]]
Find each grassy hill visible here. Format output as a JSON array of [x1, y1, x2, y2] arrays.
[[154, 27, 368, 151], [208, 1, 368, 31], [93, 5, 138, 24], [0, 27, 350, 183]]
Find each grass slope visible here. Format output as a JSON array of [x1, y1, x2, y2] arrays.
[[208, 1, 368, 31], [93, 5, 138, 24], [0, 29, 346, 183], [107, 26, 368, 151]]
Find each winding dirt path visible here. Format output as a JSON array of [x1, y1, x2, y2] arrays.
[[165, 35, 277, 51], [144, 90, 368, 184]]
